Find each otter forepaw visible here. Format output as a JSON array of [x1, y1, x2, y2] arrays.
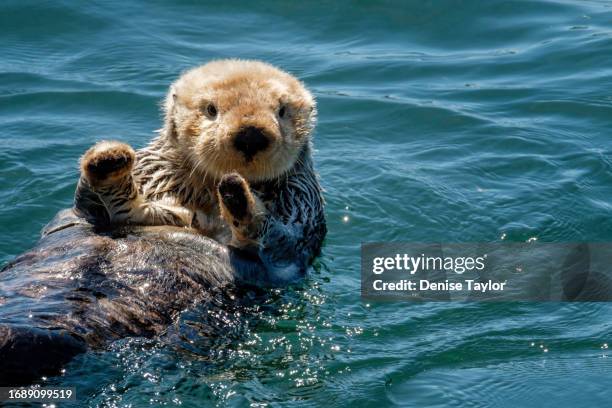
[[217, 173, 265, 245], [218, 173, 252, 223], [80, 141, 135, 187]]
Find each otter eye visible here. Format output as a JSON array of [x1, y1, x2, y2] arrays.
[[278, 105, 287, 119], [205, 103, 217, 119]]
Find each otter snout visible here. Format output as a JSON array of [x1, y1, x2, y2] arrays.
[[233, 126, 270, 161]]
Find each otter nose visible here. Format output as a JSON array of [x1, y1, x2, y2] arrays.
[[233, 126, 270, 161]]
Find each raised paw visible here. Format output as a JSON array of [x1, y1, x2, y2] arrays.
[[80, 141, 135, 187], [217, 173, 252, 225], [217, 173, 266, 245]]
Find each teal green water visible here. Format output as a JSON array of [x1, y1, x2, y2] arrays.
[[1, 0, 612, 406]]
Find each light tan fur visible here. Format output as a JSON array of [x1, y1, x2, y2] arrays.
[[163, 59, 316, 182]]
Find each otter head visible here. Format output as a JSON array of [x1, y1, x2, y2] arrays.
[[162, 59, 316, 182]]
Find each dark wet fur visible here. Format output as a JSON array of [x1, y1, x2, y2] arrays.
[[0, 210, 245, 385]]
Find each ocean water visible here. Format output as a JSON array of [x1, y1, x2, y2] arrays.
[[1, 0, 612, 406]]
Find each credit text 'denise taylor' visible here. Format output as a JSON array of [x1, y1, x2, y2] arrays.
[[370, 253, 507, 293]]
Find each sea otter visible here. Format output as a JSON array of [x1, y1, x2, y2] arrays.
[[0, 60, 326, 385], [75, 60, 326, 273]]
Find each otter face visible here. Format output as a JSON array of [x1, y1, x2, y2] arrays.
[[164, 60, 316, 182]]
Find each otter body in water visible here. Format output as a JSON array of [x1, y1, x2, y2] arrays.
[[0, 210, 236, 385], [0, 60, 326, 385], [0, 208, 293, 385]]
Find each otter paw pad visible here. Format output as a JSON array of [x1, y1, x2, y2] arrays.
[[81, 141, 135, 184]]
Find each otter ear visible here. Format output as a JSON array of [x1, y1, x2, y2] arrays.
[[162, 85, 178, 139]]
